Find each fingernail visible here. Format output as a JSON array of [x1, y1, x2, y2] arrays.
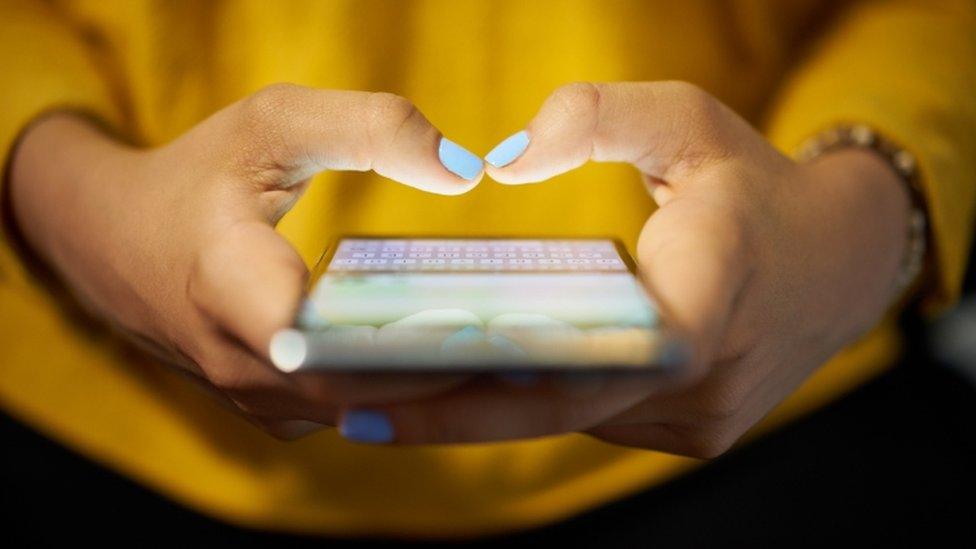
[[339, 410, 394, 444], [447, 325, 485, 343], [441, 325, 486, 353], [269, 329, 307, 373], [488, 334, 528, 358], [485, 130, 530, 168], [438, 137, 483, 180]]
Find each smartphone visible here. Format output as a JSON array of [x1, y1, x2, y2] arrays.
[[270, 237, 684, 373]]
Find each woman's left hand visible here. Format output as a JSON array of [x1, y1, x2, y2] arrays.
[[338, 82, 912, 457]]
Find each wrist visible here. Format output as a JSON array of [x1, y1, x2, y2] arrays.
[[814, 147, 911, 219], [8, 113, 139, 274], [796, 124, 929, 306], [800, 147, 913, 314]]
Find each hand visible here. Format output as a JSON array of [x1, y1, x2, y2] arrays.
[[8, 84, 484, 438], [339, 82, 911, 457]]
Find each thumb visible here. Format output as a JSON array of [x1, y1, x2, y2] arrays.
[[188, 220, 307, 358], [485, 81, 740, 185], [636, 197, 751, 378], [219, 85, 483, 202]]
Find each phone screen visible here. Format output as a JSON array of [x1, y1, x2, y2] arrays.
[[271, 237, 676, 372]]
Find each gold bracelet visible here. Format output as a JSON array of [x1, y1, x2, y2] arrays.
[[795, 124, 928, 303]]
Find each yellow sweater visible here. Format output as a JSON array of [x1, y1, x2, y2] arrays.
[[1, 0, 974, 539]]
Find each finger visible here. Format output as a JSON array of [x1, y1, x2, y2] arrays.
[[585, 423, 711, 457], [487, 81, 754, 370], [587, 408, 745, 458], [189, 221, 472, 404], [224, 84, 482, 200], [210, 344, 467, 415], [192, 336, 338, 422], [635, 197, 752, 378], [181, 342, 336, 440], [592, 354, 750, 428], [486, 81, 739, 185], [338, 374, 661, 445], [642, 174, 676, 207], [189, 220, 307, 357], [294, 371, 471, 407], [257, 419, 328, 440]]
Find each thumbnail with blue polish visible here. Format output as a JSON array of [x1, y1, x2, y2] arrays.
[[340, 410, 394, 444], [438, 137, 483, 180], [441, 325, 486, 353], [488, 334, 528, 358], [450, 325, 484, 342], [485, 130, 530, 168]]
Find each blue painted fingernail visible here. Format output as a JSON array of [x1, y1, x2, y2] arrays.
[[489, 334, 528, 358], [441, 325, 485, 353], [485, 130, 530, 168], [438, 137, 483, 180], [339, 410, 394, 444]]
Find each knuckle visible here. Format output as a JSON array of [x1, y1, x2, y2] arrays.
[[548, 82, 602, 119], [242, 83, 303, 123], [367, 92, 420, 133], [658, 81, 730, 166], [364, 92, 422, 169], [663, 81, 721, 121], [234, 83, 309, 181]]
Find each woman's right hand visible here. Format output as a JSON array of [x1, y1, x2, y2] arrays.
[[7, 84, 482, 437]]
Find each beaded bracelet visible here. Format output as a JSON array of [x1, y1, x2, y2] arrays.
[[795, 124, 928, 303]]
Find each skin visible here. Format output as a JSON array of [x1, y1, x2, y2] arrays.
[[8, 82, 911, 456], [8, 85, 481, 438]]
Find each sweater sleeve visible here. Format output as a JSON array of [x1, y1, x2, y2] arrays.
[[764, 0, 976, 314], [0, 0, 122, 287]]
